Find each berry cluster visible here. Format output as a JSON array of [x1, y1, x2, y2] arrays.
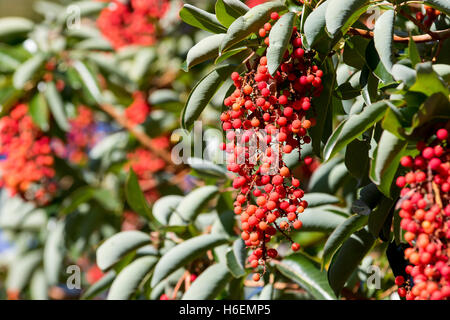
[[219, 11, 324, 281], [395, 127, 449, 300], [124, 91, 151, 125], [97, 0, 169, 49], [415, 5, 442, 28], [0, 104, 56, 205]]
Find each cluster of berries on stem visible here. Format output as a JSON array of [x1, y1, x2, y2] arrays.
[[395, 126, 450, 300], [97, 0, 169, 49], [0, 104, 56, 205], [219, 11, 324, 281]]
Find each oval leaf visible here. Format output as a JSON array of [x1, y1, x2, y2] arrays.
[[45, 81, 70, 131], [327, 227, 375, 297], [0, 17, 34, 38], [13, 54, 45, 89], [322, 214, 369, 267], [303, 1, 328, 48], [325, 0, 370, 38], [370, 130, 407, 197], [276, 252, 336, 300], [182, 263, 232, 300], [179, 4, 226, 34], [185, 34, 226, 70], [220, 2, 287, 52], [374, 10, 395, 72], [152, 195, 184, 226], [215, 0, 249, 27], [151, 234, 228, 287], [182, 64, 236, 130], [323, 100, 389, 160], [267, 12, 296, 75], [97, 231, 150, 271], [107, 256, 158, 300]]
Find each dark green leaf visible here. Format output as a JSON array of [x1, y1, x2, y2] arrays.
[[322, 214, 369, 267], [327, 227, 375, 296]]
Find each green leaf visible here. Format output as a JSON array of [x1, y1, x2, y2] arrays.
[[391, 64, 416, 87], [368, 197, 395, 237], [170, 186, 219, 225], [81, 271, 116, 300], [0, 17, 34, 38], [43, 220, 66, 286], [152, 195, 183, 226], [322, 214, 369, 268], [309, 59, 335, 157], [179, 4, 226, 34], [298, 207, 347, 232], [433, 64, 450, 82], [267, 12, 296, 76], [45, 81, 70, 131], [301, 193, 339, 207], [327, 227, 375, 297], [182, 263, 232, 299], [125, 169, 154, 220], [408, 36, 421, 67], [308, 157, 342, 193], [370, 130, 408, 197], [215, 0, 249, 28], [259, 284, 274, 300], [276, 252, 336, 300], [29, 92, 49, 131], [73, 60, 104, 103], [30, 269, 48, 300], [226, 239, 247, 278], [181, 64, 236, 130], [7, 250, 42, 292], [13, 54, 45, 90], [107, 256, 158, 300], [352, 183, 384, 216], [373, 9, 395, 71], [410, 62, 449, 96], [215, 47, 251, 65], [424, 0, 450, 15], [185, 34, 226, 70], [303, 1, 329, 49], [335, 82, 361, 100], [345, 139, 370, 180], [325, 0, 370, 38], [187, 157, 228, 178], [408, 93, 450, 135], [151, 234, 228, 287], [323, 101, 389, 160], [343, 36, 370, 69], [365, 40, 394, 84], [220, 1, 287, 53], [97, 231, 150, 271]]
